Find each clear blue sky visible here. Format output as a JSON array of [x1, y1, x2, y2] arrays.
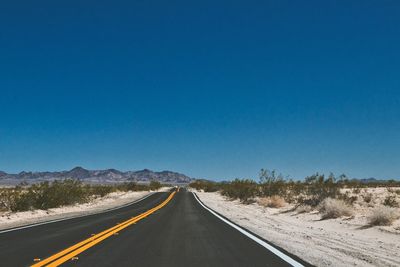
[[1, 1, 399, 180]]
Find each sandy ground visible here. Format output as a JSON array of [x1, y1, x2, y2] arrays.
[[195, 189, 400, 267], [0, 187, 171, 231]]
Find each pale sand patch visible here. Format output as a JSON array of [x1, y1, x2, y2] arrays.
[[0, 187, 171, 231], [195, 191, 400, 267]]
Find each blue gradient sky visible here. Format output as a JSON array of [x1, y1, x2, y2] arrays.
[[1, 1, 399, 180]]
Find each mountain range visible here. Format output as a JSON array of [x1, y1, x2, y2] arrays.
[[0, 167, 193, 185]]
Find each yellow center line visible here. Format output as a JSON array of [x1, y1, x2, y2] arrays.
[[31, 191, 176, 267]]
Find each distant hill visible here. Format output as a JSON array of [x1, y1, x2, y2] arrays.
[[356, 178, 378, 184], [0, 167, 193, 185], [343, 177, 400, 184], [355, 178, 391, 184]]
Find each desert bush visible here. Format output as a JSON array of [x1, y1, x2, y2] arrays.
[[9, 191, 35, 211], [258, 170, 307, 203], [296, 205, 313, 214], [362, 193, 373, 203], [117, 182, 139, 191], [259, 169, 288, 197], [219, 170, 357, 206], [189, 180, 220, 192], [387, 180, 400, 187], [368, 207, 400, 226], [189, 181, 203, 191], [88, 184, 115, 197], [257, 196, 286, 208], [387, 187, 395, 193], [282, 180, 304, 203], [0, 180, 90, 211], [193, 170, 398, 209], [149, 181, 162, 191], [318, 198, 353, 219], [352, 188, 361, 194], [203, 182, 221, 192], [221, 179, 257, 204], [383, 195, 399, 207], [0, 179, 159, 212], [339, 191, 358, 205], [299, 173, 341, 206], [30, 180, 89, 210], [116, 182, 153, 192], [0, 188, 15, 211]]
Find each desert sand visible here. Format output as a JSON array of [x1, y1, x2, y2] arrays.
[[196, 189, 400, 267]]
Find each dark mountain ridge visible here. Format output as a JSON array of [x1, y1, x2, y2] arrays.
[[0, 167, 193, 185]]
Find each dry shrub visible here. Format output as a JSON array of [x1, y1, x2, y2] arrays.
[[296, 205, 313, 214], [318, 198, 353, 219], [352, 188, 361, 194], [340, 192, 358, 205], [363, 193, 373, 203], [383, 195, 399, 207], [257, 196, 286, 208], [368, 207, 400, 226], [257, 197, 269, 207]]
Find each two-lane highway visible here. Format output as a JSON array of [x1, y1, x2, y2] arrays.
[[0, 189, 311, 267]]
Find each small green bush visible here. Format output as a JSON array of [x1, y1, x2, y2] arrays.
[[300, 173, 341, 206], [189, 180, 220, 192], [221, 179, 257, 204], [89, 185, 115, 197], [259, 169, 287, 198], [149, 181, 162, 191]]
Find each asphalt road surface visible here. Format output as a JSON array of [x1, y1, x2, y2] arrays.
[[0, 189, 311, 267]]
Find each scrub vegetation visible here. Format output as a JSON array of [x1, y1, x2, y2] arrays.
[[0, 179, 162, 212], [368, 207, 400, 226], [318, 198, 353, 219], [190, 169, 400, 225]]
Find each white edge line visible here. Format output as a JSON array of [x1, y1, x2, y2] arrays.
[[0, 192, 157, 234], [192, 192, 304, 267]]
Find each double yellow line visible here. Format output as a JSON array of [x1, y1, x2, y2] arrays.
[[32, 190, 176, 267]]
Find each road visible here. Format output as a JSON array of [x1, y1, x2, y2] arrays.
[[0, 189, 311, 267]]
